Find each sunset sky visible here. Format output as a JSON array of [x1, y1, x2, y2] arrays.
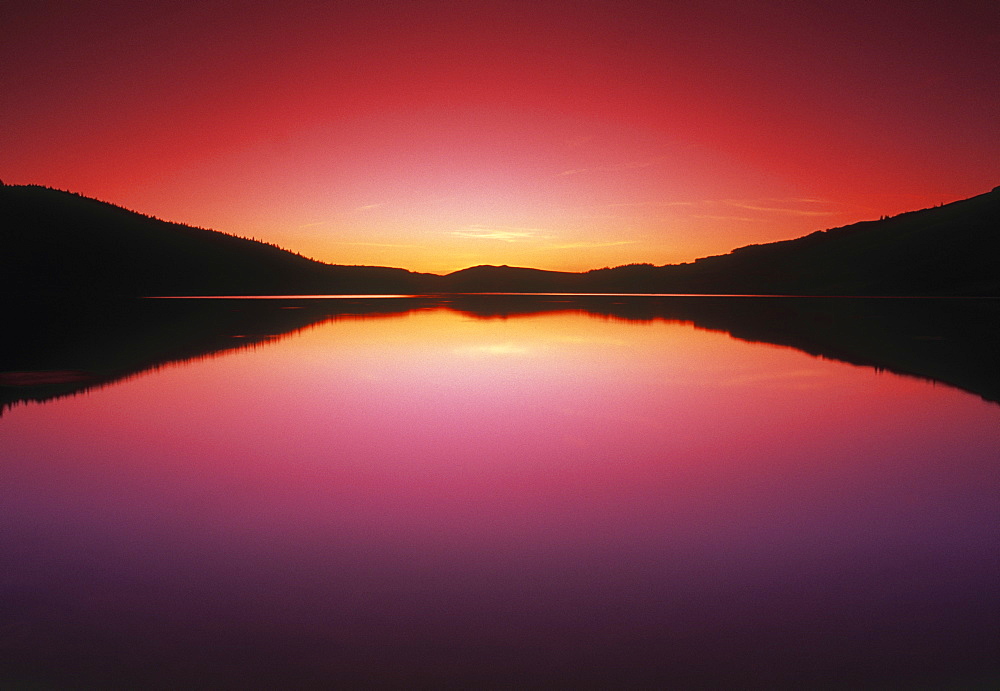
[[3, 0, 998, 274]]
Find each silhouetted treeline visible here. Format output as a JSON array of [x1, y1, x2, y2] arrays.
[[2, 183, 998, 296], [640, 187, 1000, 296], [435, 188, 1000, 295], [0, 185, 436, 296]]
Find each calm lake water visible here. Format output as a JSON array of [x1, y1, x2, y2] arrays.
[[2, 296, 999, 688]]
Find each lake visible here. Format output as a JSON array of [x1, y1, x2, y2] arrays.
[[2, 295, 999, 687]]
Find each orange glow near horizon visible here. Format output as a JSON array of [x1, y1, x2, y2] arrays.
[[3, 1, 998, 273]]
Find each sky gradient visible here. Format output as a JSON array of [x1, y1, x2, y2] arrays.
[[3, 0, 998, 273]]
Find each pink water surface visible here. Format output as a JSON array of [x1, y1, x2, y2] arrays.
[[2, 306, 998, 687]]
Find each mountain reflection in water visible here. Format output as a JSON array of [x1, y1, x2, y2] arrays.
[[3, 294, 999, 413], [2, 294, 999, 688]]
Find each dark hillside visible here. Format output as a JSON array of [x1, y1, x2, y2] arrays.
[[430, 189, 999, 295], [642, 187, 1000, 295], [3, 183, 997, 296], [439, 265, 584, 292], [0, 185, 433, 296]]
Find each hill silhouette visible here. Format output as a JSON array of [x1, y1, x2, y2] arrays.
[[630, 186, 1000, 296], [0, 184, 436, 296], [2, 182, 998, 296], [439, 188, 1000, 295], [441, 264, 585, 292]]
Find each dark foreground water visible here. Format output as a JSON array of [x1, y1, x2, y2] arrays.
[[2, 296, 998, 688]]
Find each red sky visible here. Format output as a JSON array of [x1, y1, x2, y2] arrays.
[[3, 0, 998, 274]]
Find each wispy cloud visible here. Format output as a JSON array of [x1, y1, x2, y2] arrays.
[[451, 225, 547, 242], [354, 203, 383, 211], [568, 196, 840, 224], [336, 241, 423, 248], [297, 221, 328, 229], [691, 214, 756, 222], [557, 156, 666, 177], [722, 200, 836, 216], [596, 201, 695, 209], [549, 239, 638, 250]]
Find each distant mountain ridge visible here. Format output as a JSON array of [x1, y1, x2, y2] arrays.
[[2, 182, 998, 296], [438, 187, 1000, 295]]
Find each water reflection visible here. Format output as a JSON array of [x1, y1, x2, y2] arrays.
[[4, 295, 999, 413], [2, 296, 999, 687], [0, 296, 432, 414]]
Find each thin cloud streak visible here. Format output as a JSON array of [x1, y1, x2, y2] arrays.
[[336, 241, 424, 249], [572, 198, 836, 221], [452, 225, 548, 242], [596, 201, 695, 209], [549, 239, 638, 250], [557, 156, 667, 177], [722, 200, 836, 216], [691, 214, 756, 222]]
